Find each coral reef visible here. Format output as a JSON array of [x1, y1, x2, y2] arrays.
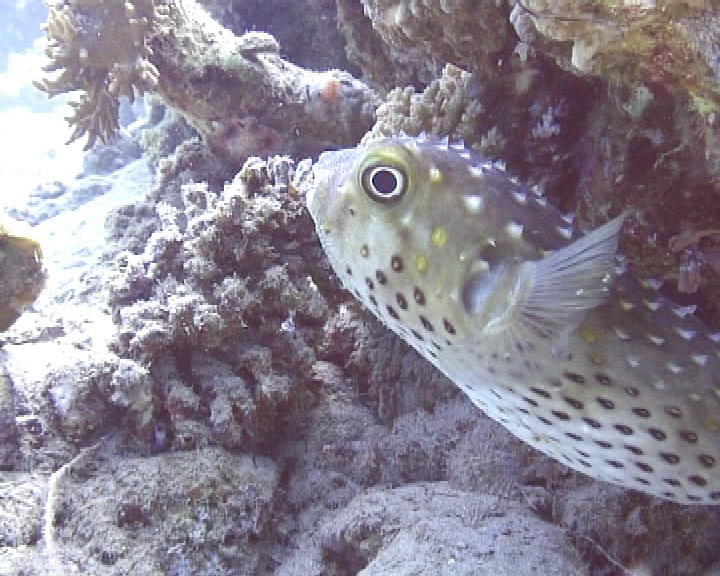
[[35, 0, 379, 165], [5, 1, 720, 575], [0, 214, 45, 332]]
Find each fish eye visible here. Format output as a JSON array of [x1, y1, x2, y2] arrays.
[[360, 164, 408, 204]]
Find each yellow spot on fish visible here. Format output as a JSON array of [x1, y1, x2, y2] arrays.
[[589, 352, 604, 365], [429, 166, 443, 184], [580, 326, 597, 343], [416, 255, 428, 273], [703, 418, 720, 433], [432, 227, 448, 248]]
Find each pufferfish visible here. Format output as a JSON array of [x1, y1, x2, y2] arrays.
[[306, 136, 720, 504]]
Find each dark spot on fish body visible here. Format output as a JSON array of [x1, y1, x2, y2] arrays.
[[582, 417, 602, 429], [596, 397, 615, 409], [636, 462, 654, 473], [664, 478, 682, 487], [414, 287, 426, 305], [614, 424, 634, 435], [529, 386, 551, 399], [631, 408, 651, 418], [660, 452, 680, 465], [594, 374, 613, 386], [391, 255, 404, 272], [624, 444, 643, 455], [443, 319, 456, 335], [396, 293, 408, 309], [595, 440, 612, 449], [564, 372, 586, 384], [419, 315, 434, 332], [664, 406, 682, 418], [648, 428, 667, 441], [699, 454, 716, 468], [679, 430, 698, 443], [376, 270, 387, 285], [563, 396, 584, 410]]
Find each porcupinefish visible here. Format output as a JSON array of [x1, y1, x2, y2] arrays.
[[307, 136, 720, 504]]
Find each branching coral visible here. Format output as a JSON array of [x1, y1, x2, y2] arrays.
[[362, 63, 483, 144], [35, 0, 165, 149]]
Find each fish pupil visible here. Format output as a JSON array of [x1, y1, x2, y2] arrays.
[[372, 169, 397, 194]]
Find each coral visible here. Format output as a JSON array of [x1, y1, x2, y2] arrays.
[[362, 63, 483, 144], [339, 0, 512, 88], [150, 0, 378, 166], [511, 1, 720, 103], [34, 0, 165, 149], [35, 0, 379, 163], [104, 153, 328, 451], [0, 214, 45, 332]]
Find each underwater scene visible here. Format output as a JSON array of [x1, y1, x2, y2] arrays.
[[1, 0, 720, 574]]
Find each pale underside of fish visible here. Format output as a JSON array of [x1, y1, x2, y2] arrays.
[[307, 136, 720, 504]]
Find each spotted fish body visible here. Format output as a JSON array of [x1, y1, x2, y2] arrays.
[[307, 136, 720, 504]]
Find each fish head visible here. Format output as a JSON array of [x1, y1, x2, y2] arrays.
[[307, 137, 608, 345]]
